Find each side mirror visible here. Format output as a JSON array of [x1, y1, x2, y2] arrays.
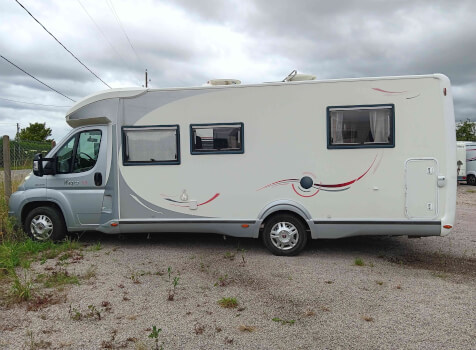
[[33, 153, 44, 177], [33, 153, 57, 177]]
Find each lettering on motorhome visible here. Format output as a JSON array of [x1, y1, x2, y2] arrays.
[[64, 180, 80, 186]]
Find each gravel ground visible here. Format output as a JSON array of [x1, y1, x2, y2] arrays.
[[0, 186, 475, 350]]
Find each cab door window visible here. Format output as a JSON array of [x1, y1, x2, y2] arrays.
[[73, 131, 102, 173], [55, 130, 102, 174]]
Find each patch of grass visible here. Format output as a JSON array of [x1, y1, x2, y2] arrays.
[[376, 280, 384, 285], [223, 252, 235, 261], [218, 297, 238, 308], [214, 274, 230, 287], [37, 270, 79, 289], [354, 258, 365, 266], [10, 273, 34, 302], [0, 237, 82, 280], [272, 317, 295, 325], [87, 242, 102, 251], [466, 189, 476, 193]]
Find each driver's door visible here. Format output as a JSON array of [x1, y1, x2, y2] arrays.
[[47, 126, 107, 227]]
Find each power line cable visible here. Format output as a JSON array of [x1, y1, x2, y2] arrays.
[[76, 0, 128, 65], [14, 0, 112, 89], [0, 97, 71, 108], [105, 0, 144, 67], [0, 55, 76, 102]]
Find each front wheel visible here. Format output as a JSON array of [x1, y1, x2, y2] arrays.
[[468, 175, 476, 186], [24, 206, 67, 241], [262, 214, 308, 256]]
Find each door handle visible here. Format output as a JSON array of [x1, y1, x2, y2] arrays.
[[94, 172, 103, 186]]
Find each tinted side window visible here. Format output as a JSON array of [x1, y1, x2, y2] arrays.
[[55, 130, 102, 174], [56, 136, 76, 174], [191, 123, 244, 154], [123, 125, 180, 165], [327, 105, 394, 149], [72, 130, 102, 173]]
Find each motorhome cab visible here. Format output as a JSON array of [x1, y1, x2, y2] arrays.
[[9, 73, 457, 255], [457, 141, 476, 185]]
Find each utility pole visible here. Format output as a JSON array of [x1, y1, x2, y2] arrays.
[[145, 69, 148, 88], [16, 123, 20, 139]]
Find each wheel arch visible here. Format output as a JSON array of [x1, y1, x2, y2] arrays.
[[257, 201, 315, 238], [21, 201, 67, 227]]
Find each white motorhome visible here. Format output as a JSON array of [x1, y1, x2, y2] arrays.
[[457, 141, 476, 185], [9, 73, 457, 255]]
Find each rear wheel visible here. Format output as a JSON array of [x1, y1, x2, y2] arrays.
[[468, 175, 476, 186], [262, 214, 308, 256], [24, 206, 67, 241]]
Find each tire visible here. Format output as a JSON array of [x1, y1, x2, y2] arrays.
[[262, 214, 308, 256], [24, 206, 67, 241], [468, 175, 476, 186]]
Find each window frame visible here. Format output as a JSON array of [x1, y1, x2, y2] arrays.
[[55, 129, 102, 174], [122, 125, 181, 166], [326, 104, 395, 149], [189, 122, 245, 155]]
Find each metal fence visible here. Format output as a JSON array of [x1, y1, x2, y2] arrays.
[[0, 139, 53, 169]]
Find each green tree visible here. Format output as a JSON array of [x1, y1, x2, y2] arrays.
[[17, 122, 52, 142], [456, 119, 476, 141]]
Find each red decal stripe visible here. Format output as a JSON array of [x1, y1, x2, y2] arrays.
[[372, 88, 407, 94], [292, 184, 320, 197], [318, 155, 377, 188], [198, 193, 220, 206]]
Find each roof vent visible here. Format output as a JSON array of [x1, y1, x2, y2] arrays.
[[283, 70, 316, 82], [206, 79, 241, 86]]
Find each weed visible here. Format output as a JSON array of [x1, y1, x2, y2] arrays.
[[68, 304, 101, 321], [167, 266, 172, 281], [10, 272, 34, 302], [148, 325, 163, 350], [324, 280, 334, 284], [88, 242, 102, 251], [168, 276, 180, 301], [27, 293, 63, 311], [25, 330, 51, 350], [238, 248, 247, 266], [354, 258, 365, 266], [362, 316, 374, 322], [87, 304, 101, 320], [272, 317, 295, 325], [69, 305, 82, 321], [239, 325, 255, 332], [376, 281, 384, 285], [214, 274, 230, 287], [218, 297, 238, 308], [39, 270, 79, 289], [224, 252, 235, 261]]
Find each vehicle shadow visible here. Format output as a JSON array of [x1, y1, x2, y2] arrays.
[[73, 231, 475, 277]]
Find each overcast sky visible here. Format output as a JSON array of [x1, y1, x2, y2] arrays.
[[1, 0, 475, 141]]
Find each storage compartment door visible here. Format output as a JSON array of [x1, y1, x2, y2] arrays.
[[405, 159, 438, 219]]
